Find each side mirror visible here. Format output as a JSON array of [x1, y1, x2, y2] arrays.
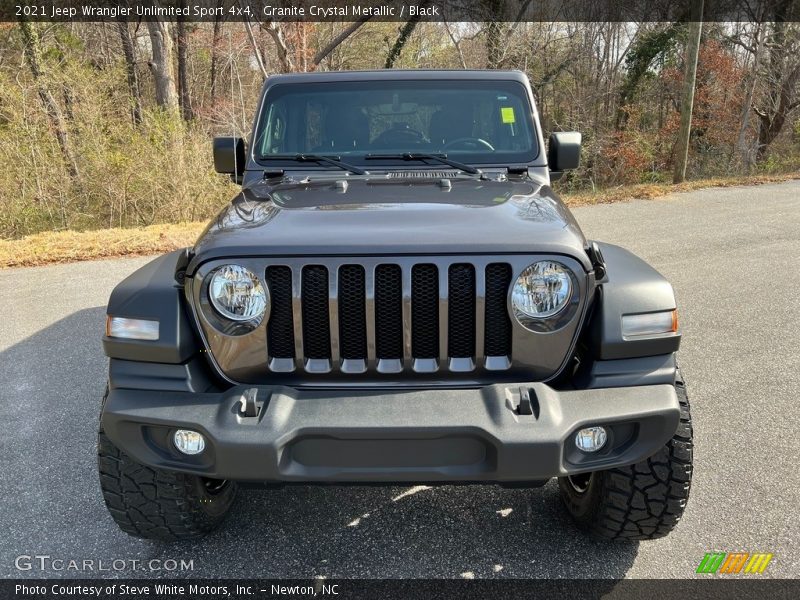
[[213, 136, 245, 180], [548, 132, 581, 180]]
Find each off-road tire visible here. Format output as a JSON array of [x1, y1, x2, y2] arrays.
[[558, 372, 693, 540], [97, 402, 236, 541]]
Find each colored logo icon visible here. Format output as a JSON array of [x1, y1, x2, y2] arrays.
[[696, 552, 773, 574]]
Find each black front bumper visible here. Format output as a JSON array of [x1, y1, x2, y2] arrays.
[[101, 382, 680, 483]]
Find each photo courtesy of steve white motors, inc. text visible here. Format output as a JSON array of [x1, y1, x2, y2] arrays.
[[15, 583, 340, 597]]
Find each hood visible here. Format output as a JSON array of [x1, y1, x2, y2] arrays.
[[189, 176, 590, 274]]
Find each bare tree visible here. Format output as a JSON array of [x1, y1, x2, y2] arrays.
[[482, 0, 534, 68], [146, 17, 179, 112], [241, 11, 269, 78], [673, 5, 704, 184], [18, 19, 79, 179], [730, 20, 764, 169], [314, 19, 371, 66], [753, 10, 800, 161], [385, 2, 430, 68], [116, 19, 143, 124], [443, 21, 468, 69], [176, 1, 194, 121], [210, 1, 225, 103], [257, 18, 370, 74], [262, 20, 293, 73]]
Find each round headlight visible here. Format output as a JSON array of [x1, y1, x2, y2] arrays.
[[511, 261, 572, 319], [209, 265, 268, 322]]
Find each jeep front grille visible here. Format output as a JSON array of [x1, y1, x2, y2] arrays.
[[338, 265, 367, 360], [374, 264, 403, 361], [300, 265, 331, 360], [263, 259, 513, 374], [410, 264, 440, 360], [192, 255, 590, 385], [447, 264, 477, 359], [265, 266, 295, 360], [484, 263, 513, 357]]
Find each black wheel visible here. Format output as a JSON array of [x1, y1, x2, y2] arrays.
[[558, 372, 693, 540], [97, 394, 236, 541]]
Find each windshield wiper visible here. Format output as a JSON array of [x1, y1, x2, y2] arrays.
[[259, 154, 367, 175], [364, 152, 480, 175]]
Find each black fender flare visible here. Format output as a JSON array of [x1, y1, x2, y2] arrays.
[[103, 250, 199, 364], [588, 243, 681, 360]]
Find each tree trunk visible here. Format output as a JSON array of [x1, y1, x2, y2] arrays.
[[735, 25, 762, 170], [673, 5, 704, 184], [480, 0, 506, 69], [263, 20, 293, 73], [756, 111, 787, 158], [444, 21, 468, 69], [18, 19, 79, 179], [313, 19, 370, 67], [117, 19, 143, 124], [754, 3, 800, 162], [146, 18, 179, 113], [385, 15, 423, 69], [485, 21, 503, 69], [176, 3, 194, 121], [754, 64, 800, 161], [210, 1, 224, 103], [244, 16, 270, 77]]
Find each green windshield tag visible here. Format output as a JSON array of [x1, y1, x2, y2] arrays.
[[501, 107, 516, 124]]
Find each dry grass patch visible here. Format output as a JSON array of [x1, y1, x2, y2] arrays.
[[2, 173, 798, 269], [563, 173, 799, 206], [0, 222, 206, 269]]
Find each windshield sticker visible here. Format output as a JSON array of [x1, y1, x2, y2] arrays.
[[501, 107, 516, 124]]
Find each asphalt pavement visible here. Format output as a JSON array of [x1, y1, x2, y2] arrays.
[[1, 181, 798, 579]]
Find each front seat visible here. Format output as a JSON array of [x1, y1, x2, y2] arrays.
[[429, 107, 474, 148], [318, 106, 370, 152]]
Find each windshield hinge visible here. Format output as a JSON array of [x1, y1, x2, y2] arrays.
[[587, 241, 608, 283], [174, 247, 193, 285]]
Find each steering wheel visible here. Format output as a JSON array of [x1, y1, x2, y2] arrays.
[[443, 137, 496, 151], [374, 125, 427, 147]]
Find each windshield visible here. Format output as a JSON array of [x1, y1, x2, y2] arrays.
[[254, 79, 538, 167]]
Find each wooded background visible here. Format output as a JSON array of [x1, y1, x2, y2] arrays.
[[2, 10, 800, 238]]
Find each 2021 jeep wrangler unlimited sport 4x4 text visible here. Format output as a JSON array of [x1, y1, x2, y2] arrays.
[[98, 70, 692, 542]]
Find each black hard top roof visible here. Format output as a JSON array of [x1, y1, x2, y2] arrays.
[[264, 69, 529, 85]]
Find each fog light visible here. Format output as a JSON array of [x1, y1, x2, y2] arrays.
[[575, 426, 607, 453], [173, 430, 205, 455]]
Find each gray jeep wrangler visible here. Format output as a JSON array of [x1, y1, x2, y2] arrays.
[[99, 70, 692, 542]]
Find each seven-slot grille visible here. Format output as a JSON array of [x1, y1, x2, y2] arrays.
[[264, 261, 513, 374]]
